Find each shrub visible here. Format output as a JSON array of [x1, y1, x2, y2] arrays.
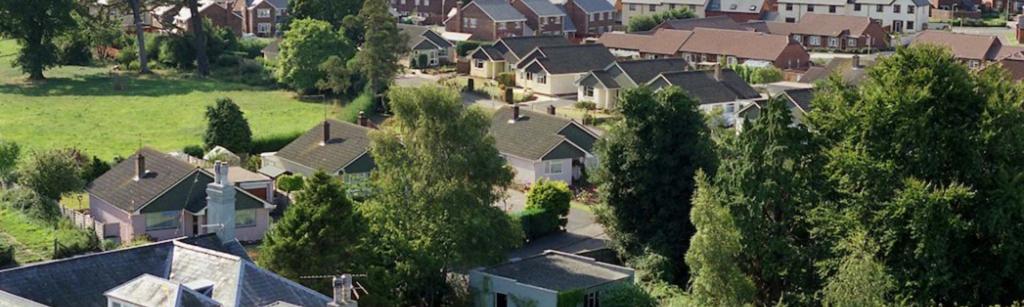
[[515, 207, 560, 240], [496, 72, 516, 89], [18, 149, 85, 201], [340, 91, 376, 123], [628, 8, 694, 32], [277, 174, 305, 193], [1, 188, 60, 221], [0, 242, 13, 268], [244, 155, 262, 172], [416, 53, 429, 68], [250, 132, 302, 154], [215, 53, 243, 68], [601, 284, 658, 307], [456, 41, 490, 56], [158, 35, 196, 69], [183, 145, 205, 158], [81, 156, 111, 184], [52, 220, 101, 259], [749, 66, 783, 84], [574, 101, 597, 111], [526, 179, 571, 228], [238, 38, 270, 58]]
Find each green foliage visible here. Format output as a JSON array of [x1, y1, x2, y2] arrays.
[[276, 18, 355, 92], [340, 91, 376, 123], [182, 145, 205, 158], [237, 38, 269, 58], [17, 149, 85, 200], [515, 207, 560, 240], [0, 188, 59, 221], [203, 98, 254, 154], [276, 174, 305, 193], [574, 100, 597, 111], [0, 0, 77, 79], [627, 8, 695, 32], [316, 55, 353, 94], [822, 232, 895, 307], [416, 53, 428, 68], [0, 140, 20, 185], [0, 240, 13, 268], [51, 220, 100, 259], [250, 132, 303, 155], [456, 41, 489, 57], [351, 0, 407, 95], [81, 156, 111, 184], [557, 289, 585, 307], [362, 86, 521, 305], [260, 171, 366, 293], [595, 86, 716, 285], [158, 35, 196, 69], [727, 64, 783, 84], [685, 171, 755, 306], [526, 179, 571, 226], [289, 0, 363, 28], [601, 283, 658, 307], [496, 72, 516, 88]]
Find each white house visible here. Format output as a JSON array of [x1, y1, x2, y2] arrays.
[[646, 66, 765, 126], [576, 58, 690, 109], [490, 105, 599, 187], [399, 23, 456, 67], [514, 44, 616, 96], [774, 0, 929, 33]]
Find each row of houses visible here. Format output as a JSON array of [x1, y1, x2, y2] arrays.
[[94, 0, 288, 37], [439, 0, 618, 40]]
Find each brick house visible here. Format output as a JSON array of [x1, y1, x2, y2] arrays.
[[511, 0, 569, 36], [599, 27, 811, 70], [911, 30, 1024, 69], [445, 0, 527, 41], [762, 14, 890, 51], [774, 0, 929, 33], [563, 0, 618, 37], [705, 0, 770, 22], [173, 1, 244, 36], [391, 0, 461, 25], [230, 0, 288, 37]]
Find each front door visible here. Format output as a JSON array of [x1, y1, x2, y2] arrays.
[[192, 215, 199, 236], [892, 20, 903, 32]]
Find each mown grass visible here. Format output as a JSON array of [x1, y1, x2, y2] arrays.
[[0, 39, 344, 160]]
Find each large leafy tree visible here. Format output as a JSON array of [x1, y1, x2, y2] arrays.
[[288, 0, 363, 28], [685, 171, 755, 306], [361, 86, 520, 305], [351, 0, 407, 97], [0, 140, 20, 188], [18, 149, 85, 200], [276, 18, 355, 92], [0, 0, 77, 80], [809, 45, 1024, 304], [203, 98, 253, 154], [259, 171, 366, 293], [595, 86, 716, 285]]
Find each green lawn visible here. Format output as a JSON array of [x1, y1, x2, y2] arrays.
[[0, 39, 343, 160], [0, 207, 94, 264]]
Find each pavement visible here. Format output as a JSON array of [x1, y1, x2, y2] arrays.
[[495, 189, 609, 259]]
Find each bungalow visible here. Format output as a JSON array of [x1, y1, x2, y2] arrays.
[[576, 58, 690, 109], [737, 87, 814, 131], [399, 23, 456, 67], [647, 66, 764, 125], [510, 0, 570, 36], [468, 35, 571, 79], [911, 30, 1024, 69], [995, 54, 1024, 82], [230, 0, 288, 37], [562, 0, 618, 37], [260, 119, 375, 182], [515, 44, 617, 96], [761, 14, 890, 51], [469, 250, 635, 307], [598, 28, 692, 58], [490, 105, 599, 186], [87, 148, 275, 243], [599, 27, 811, 70], [445, 0, 528, 41]]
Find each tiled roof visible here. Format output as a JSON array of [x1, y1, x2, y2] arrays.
[[473, 0, 528, 21], [996, 55, 1024, 81], [616, 58, 690, 84], [275, 119, 373, 174], [798, 56, 868, 85], [520, 0, 566, 16], [599, 28, 693, 55], [782, 88, 814, 112], [104, 274, 220, 307], [911, 30, 1014, 61], [0, 236, 328, 307], [399, 24, 454, 51], [481, 251, 634, 292], [558, 5, 578, 31], [763, 14, 877, 37], [496, 35, 572, 59], [571, 0, 615, 12], [656, 15, 760, 31], [490, 107, 597, 160], [86, 147, 196, 213], [522, 44, 616, 74], [680, 28, 796, 61], [649, 69, 762, 104], [473, 45, 507, 60]]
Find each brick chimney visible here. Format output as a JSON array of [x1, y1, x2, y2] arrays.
[[329, 274, 358, 307], [455, 1, 464, 32], [206, 161, 236, 244], [134, 153, 146, 181], [547, 105, 556, 115], [508, 104, 520, 123], [358, 111, 369, 127], [321, 121, 331, 146]]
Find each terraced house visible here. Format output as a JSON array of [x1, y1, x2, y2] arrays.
[[774, 0, 929, 33], [762, 14, 890, 51], [911, 30, 1024, 69], [622, 0, 709, 24], [599, 27, 811, 70]]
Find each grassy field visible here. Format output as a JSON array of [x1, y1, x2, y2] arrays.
[[0, 206, 94, 265], [0, 39, 344, 160]]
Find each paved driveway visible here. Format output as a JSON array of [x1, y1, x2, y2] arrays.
[[495, 189, 609, 259]]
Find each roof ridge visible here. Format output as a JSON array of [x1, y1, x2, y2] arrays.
[[0, 240, 175, 273]]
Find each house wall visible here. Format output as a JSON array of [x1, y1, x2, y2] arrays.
[[578, 86, 618, 109], [447, 4, 526, 41], [775, 0, 928, 33], [89, 195, 132, 242], [622, 2, 707, 24], [506, 154, 538, 185], [564, 0, 617, 36], [520, 72, 580, 96], [234, 208, 272, 242], [511, 0, 566, 35], [247, 1, 282, 37], [471, 59, 505, 78], [131, 210, 189, 241], [392, 0, 443, 23], [182, 3, 243, 36], [699, 99, 756, 126], [785, 23, 889, 50], [469, 271, 559, 307], [773, 43, 812, 70]]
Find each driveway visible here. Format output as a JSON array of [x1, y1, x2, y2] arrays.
[[496, 189, 609, 259]]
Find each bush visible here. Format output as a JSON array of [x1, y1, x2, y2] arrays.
[[183, 145, 205, 158], [158, 35, 196, 69], [238, 38, 270, 58], [602, 284, 658, 307], [250, 132, 303, 154], [515, 207, 561, 240], [277, 174, 305, 193], [1, 188, 60, 221], [81, 156, 111, 184], [340, 91, 376, 123], [51, 220, 100, 259], [0, 242, 13, 268], [416, 54, 429, 68], [628, 8, 695, 32], [574, 101, 597, 111], [215, 53, 243, 68], [526, 179, 571, 228], [496, 72, 516, 88]]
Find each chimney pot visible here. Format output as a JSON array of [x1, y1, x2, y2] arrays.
[[547, 105, 556, 115], [330, 274, 357, 307], [322, 121, 331, 146], [358, 112, 368, 127], [134, 154, 146, 181], [713, 64, 722, 81]]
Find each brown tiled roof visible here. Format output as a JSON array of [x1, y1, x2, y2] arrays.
[[680, 28, 795, 61], [995, 55, 1024, 81], [598, 29, 693, 55], [655, 16, 760, 32], [764, 14, 876, 37], [911, 30, 1010, 61]]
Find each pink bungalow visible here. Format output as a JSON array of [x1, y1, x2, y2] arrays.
[[87, 147, 275, 243]]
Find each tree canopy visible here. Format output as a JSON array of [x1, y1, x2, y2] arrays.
[[17, 149, 85, 200], [203, 98, 254, 154], [289, 0, 363, 29], [0, 0, 77, 80], [276, 18, 355, 92], [351, 0, 407, 97]]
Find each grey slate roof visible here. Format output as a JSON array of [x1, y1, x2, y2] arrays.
[[648, 69, 762, 104], [481, 251, 634, 291], [571, 0, 615, 12], [472, 45, 506, 60], [616, 58, 690, 85], [490, 107, 597, 161], [520, 44, 616, 74], [399, 24, 454, 51], [104, 274, 221, 307], [782, 88, 814, 112], [0, 236, 331, 307], [275, 119, 373, 174], [472, 0, 527, 21], [496, 36, 572, 60], [520, 0, 566, 16]]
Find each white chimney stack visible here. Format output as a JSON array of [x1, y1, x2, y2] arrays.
[[329, 274, 358, 307], [206, 161, 236, 243]]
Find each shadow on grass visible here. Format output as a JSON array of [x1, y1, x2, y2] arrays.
[[0, 72, 275, 97]]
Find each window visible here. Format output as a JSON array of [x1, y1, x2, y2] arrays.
[[670, 3, 676, 9], [544, 160, 563, 174], [969, 60, 980, 69], [649, 4, 657, 11], [785, 17, 795, 23], [908, 5, 915, 13], [629, 3, 636, 11], [829, 5, 836, 12], [603, 12, 609, 20], [584, 86, 594, 97], [876, 4, 883, 12], [145, 211, 180, 231], [526, 72, 533, 80], [807, 4, 814, 11], [498, 22, 506, 30], [257, 23, 272, 33], [583, 292, 599, 307], [808, 35, 821, 46], [725, 103, 735, 113], [537, 74, 547, 84], [893, 4, 900, 13], [792, 34, 802, 42], [854, 3, 861, 10], [475, 60, 484, 68], [847, 38, 857, 48], [540, 17, 547, 25], [236, 209, 257, 227], [828, 37, 839, 47], [590, 13, 596, 21], [907, 20, 914, 30], [257, 8, 271, 18], [495, 293, 508, 307], [785, 3, 792, 11]]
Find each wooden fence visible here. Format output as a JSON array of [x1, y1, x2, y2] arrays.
[[59, 206, 108, 239]]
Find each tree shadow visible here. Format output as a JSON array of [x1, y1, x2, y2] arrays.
[[0, 72, 275, 97]]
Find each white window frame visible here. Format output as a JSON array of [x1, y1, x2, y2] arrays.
[[537, 74, 547, 84], [544, 160, 563, 174], [145, 211, 181, 231], [808, 36, 821, 46], [847, 38, 857, 48], [475, 60, 484, 68], [257, 8, 271, 18], [584, 86, 594, 97], [828, 37, 839, 48], [257, 22, 272, 33], [792, 34, 802, 42]]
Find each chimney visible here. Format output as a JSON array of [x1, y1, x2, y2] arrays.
[[134, 154, 146, 181], [455, 1, 464, 33], [329, 274, 358, 307], [851, 55, 861, 69], [547, 105, 556, 115], [509, 104, 520, 123], [713, 63, 722, 81], [321, 121, 331, 146], [358, 111, 369, 127], [206, 161, 236, 243]]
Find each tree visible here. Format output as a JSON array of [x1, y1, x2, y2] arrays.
[[276, 18, 355, 92], [185, 0, 210, 76], [276, 174, 305, 195], [626, 7, 694, 32], [0, 0, 77, 80], [351, 0, 407, 98], [129, 0, 152, 73], [203, 98, 254, 154], [361, 86, 521, 305], [259, 171, 366, 293], [595, 86, 716, 285], [685, 171, 756, 307], [289, 0, 363, 29], [525, 179, 571, 228], [0, 140, 20, 188], [316, 55, 353, 94], [821, 232, 895, 307], [17, 149, 85, 200]]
